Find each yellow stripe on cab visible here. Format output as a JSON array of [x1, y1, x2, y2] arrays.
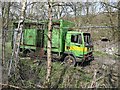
[[69, 46, 87, 52]]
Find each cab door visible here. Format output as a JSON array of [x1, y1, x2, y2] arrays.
[[65, 33, 84, 57], [70, 34, 84, 57]]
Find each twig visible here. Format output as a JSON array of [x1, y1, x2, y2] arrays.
[[0, 83, 21, 89], [34, 84, 45, 88]]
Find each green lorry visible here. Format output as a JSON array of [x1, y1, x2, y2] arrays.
[[12, 19, 94, 65]]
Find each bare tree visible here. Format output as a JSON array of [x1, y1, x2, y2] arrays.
[[46, 0, 53, 86], [14, 0, 26, 61], [8, 0, 27, 76]]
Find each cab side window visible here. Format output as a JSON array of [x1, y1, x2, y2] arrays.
[[71, 35, 78, 43], [78, 34, 82, 44], [71, 34, 82, 44]]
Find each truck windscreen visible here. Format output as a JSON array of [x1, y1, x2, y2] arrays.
[[83, 33, 92, 46]]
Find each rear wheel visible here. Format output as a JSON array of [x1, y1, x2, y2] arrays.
[[64, 55, 76, 66]]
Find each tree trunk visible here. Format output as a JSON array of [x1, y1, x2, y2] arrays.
[[2, 3, 5, 66], [46, 0, 52, 86], [2, 23, 5, 66], [117, 1, 120, 88], [8, 0, 26, 76], [2, 2, 10, 66], [14, 0, 26, 62], [86, 0, 90, 24]]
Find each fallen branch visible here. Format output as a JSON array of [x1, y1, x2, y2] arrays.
[[90, 69, 97, 88], [0, 83, 21, 89], [34, 84, 45, 88], [96, 71, 115, 82]]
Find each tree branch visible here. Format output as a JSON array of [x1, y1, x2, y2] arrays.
[[101, 2, 119, 9]]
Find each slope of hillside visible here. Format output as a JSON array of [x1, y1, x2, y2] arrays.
[[62, 12, 119, 56]]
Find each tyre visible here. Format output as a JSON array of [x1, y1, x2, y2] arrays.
[[64, 55, 76, 66]]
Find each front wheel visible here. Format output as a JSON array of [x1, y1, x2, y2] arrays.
[[64, 55, 76, 66]]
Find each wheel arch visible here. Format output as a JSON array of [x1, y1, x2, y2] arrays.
[[63, 52, 76, 60], [63, 52, 77, 66]]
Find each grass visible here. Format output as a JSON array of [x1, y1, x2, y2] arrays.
[[8, 58, 93, 88], [93, 51, 109, 57], [5, 41, 117, 88], [94, 50, 118, 60]]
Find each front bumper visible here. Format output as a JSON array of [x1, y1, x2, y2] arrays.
[[84, 52, 94, 61]]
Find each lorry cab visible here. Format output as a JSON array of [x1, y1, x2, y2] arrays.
[[64, 31, 94, 65]]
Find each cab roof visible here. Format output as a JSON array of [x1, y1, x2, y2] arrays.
[[67, 31, 90, 34]]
